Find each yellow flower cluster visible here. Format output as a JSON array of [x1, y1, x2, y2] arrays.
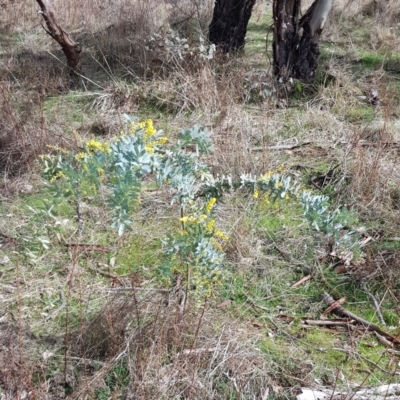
[[85, 139, 111, 154], [145, 119, 156, 137], [206, 219, 216, 231], [74, 152, 86, 161], [49, 170, 66, 183], [205, 197, 216, 213], [260, 164, 287, 183], [97, 167, 105, 177], [46, 145, 68, 155], [214, 229, 229, 241], [145, 146, 155, 155], [263, 194, 271, 204], [211, 239, 223, 252], [144, 137, 168, 154], [180, 214, 207, 224], [191, 267, 224, 295], [127, 119, 166, 154]]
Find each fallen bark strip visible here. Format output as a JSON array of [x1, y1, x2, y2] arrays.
[[176, 347, 218, 357], [345, 140, 400, 148], [250, 142, 311, 151], [302, 319, 355, 326], [297, 384, 400, 400], [291, 274, 311, 288], [374, 331, 394, 347], [323, 292, 400, 347], [251, 140, 400, 153]]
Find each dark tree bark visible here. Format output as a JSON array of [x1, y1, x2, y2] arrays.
[[273, 0, 333, 82], [36, 0, 82, 78], [209, 0, 256, 53], [272, 0, 301, 80]]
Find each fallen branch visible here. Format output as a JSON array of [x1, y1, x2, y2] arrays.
[[45, 290, 66, 320], [251, 140, 400, 154], [321, 296, 346, 316], [66, 243, 115, 252], [302, 318, 355, 326], [250, 141, 311, 152], [323, 292, 400, 347], [274, 245, 309, 268], [361, 280, 386, 326], [106, 287, 170, 292]]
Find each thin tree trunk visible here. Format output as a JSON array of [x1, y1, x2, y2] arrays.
[[273, 0, 333, 82], [209, 0, 256, 53], [293, 0, 333, 80], [36, 0, 82, 78], [272, 0, 301, 80]]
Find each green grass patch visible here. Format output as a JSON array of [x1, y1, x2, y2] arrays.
[[357, 50, 386, 69], [117, 234, 163, 276], [340, 104, 375, 124], [94, 360, 130, 399], [245, 11, 272, 56], [43, 92, 98, 129]]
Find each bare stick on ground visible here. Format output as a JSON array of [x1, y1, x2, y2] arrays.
[[36, 0, 82, 77], [323, 292, 400, 347]]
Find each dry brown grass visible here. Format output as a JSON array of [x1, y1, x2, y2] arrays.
[[66, 293, 271, 400], [0, 83, 63, 178], [0, 289, 272, 400]]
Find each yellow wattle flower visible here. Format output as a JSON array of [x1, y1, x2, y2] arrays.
[[85, 139, 111, 154], [145, 119, 156, 136], [214, 229, 229, 241], [205, 197, 216, 213], [74, 152, 86, 161], [206, 219, 216, 231]]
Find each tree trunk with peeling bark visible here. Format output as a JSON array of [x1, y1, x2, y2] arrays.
[[208, 0, 256, 53], [36, 0, 81, 78], [273, 0, 333, 82]]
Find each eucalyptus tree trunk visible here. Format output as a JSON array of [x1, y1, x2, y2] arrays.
[[273, 0, 333, 82], [209, 0, 256, 53], [36, 0, 82, 78]]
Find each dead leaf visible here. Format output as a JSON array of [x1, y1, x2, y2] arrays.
[[334, 264, 347, 274], [277, 315, 295, 323], [217, 299, 231, 308]]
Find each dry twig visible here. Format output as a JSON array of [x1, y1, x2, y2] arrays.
[[323, 292, 400, 347]]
